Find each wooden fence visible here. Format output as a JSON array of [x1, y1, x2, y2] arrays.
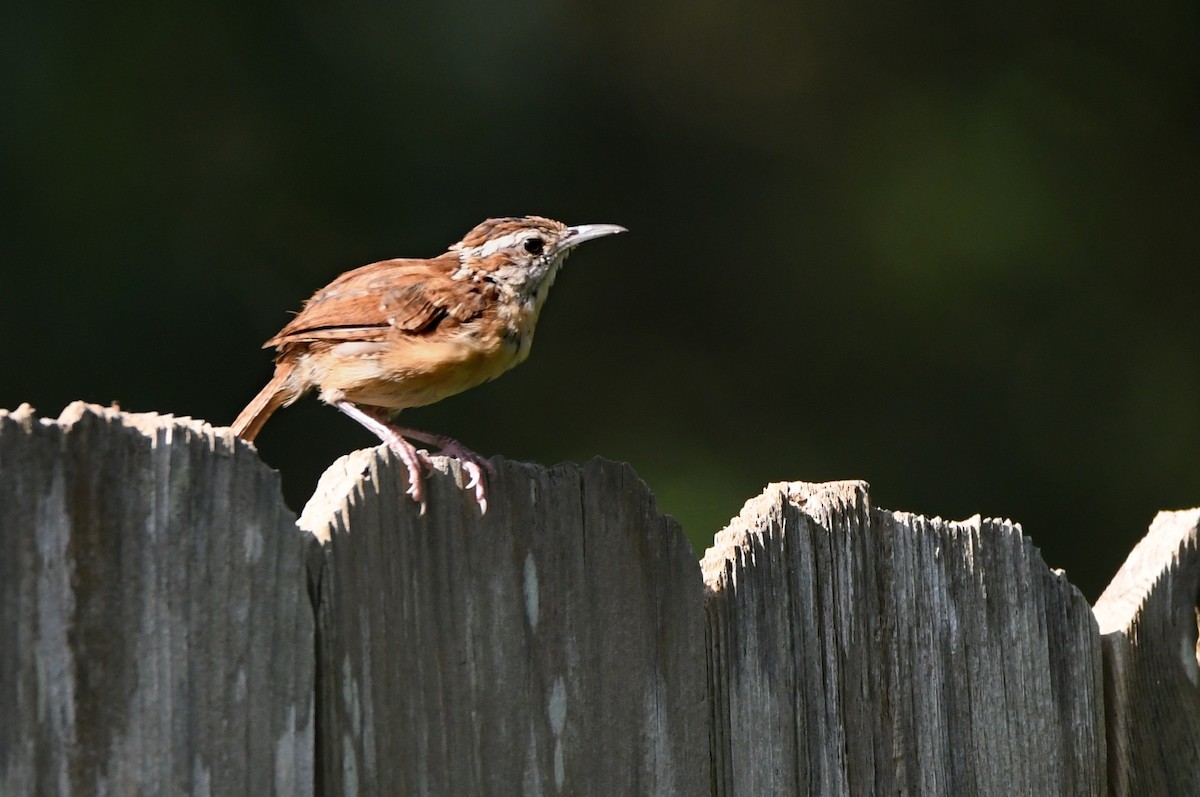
[[1, 401, 1196, 795]]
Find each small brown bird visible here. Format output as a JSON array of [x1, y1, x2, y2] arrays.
[[232, 216, 626, 513]]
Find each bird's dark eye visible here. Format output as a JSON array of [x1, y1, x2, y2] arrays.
[[523, 237, 544, 255]]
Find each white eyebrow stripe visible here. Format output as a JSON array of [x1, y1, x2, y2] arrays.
[[461, 230, 534, 259]]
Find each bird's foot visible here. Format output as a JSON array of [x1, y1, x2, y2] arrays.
[[334, 402, 433, 513], [393, 427, 493, 514], [333, 402, 489, 514]]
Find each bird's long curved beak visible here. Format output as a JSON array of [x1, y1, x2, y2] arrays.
[[563, 223, 628, 249]]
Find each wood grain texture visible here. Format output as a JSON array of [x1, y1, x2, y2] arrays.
[[21, 398, 1200, 795], [301, 450, 709, 797], [0, 402, 313, 797], [1094, 509, 1200, 797], [702, 480, 1105, 797]]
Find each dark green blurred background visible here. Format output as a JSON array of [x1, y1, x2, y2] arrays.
[[3, 1, 1196, 599]]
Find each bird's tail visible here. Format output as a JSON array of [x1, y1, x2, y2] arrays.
[[231, 368, 293, 442]]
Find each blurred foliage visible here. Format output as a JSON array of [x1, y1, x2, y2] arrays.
[[2, 0, 1197, 598]]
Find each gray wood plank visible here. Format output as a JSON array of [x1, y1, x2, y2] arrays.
[[702, 480, 1105, 796], [302, 449, 709, 797], [1094, 508, 1200, 797], [0, 402, 314, 797]]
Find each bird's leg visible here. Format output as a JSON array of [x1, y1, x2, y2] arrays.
[[389, 427, 493, 514], [333, 402, 490, 515], [333, 401, 431, 513]]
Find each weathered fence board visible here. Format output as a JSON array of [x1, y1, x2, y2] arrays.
[[4, 401, 1200, 796], [299, 448, 710, 796], [1094, 509, 1200, 797], [0, 403, 313, 797], [702, 480, 1106, 796]]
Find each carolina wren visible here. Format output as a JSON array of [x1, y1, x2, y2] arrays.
[[232, 216, 626, 513]]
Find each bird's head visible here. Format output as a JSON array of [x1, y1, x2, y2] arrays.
[[451, 216, 626, 298]]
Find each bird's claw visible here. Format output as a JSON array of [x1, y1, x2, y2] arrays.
[[397, 444, 486, 515], [460, 461, 488, 515], [397, 448, 428, 515]]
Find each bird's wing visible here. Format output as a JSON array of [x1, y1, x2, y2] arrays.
[[264, 256, 495, 348]]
